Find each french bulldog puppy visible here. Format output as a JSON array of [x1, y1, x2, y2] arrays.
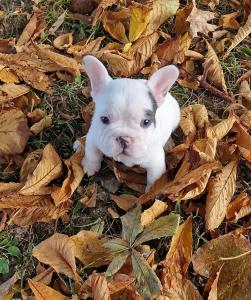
[[74, 55, 180, 192]]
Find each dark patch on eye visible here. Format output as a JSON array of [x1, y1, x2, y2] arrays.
[[147, 89, 157, 126]]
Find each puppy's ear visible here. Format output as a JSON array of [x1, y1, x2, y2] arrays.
[[147, 65, 179, 106], [82, 55, 112, 97]]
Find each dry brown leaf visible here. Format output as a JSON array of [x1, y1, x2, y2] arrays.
[[102, 32, 159, 77], [226, 192, 251, 223], [92, 0, 119, 26], [141, 200, 168, 227], [51, 149, 84, 206], [0, 38, 16, 54], [219, 12, 240, 30], [206, 115, 236, 141], [199, 0, 219, 9], [108, 207, 120, 219], [203, 42, 227, 92], [205, 160, 238, 231], [111, 194, 138, 211], [0, 83, 30, 103], [0, 109, 31, 156], [20, 149, 43, 182], [0, 272, 20, 300], [31, 267, 54, 285], [79, 182, 97, 208], [91, 273, 111, 300], [71, 230, 113, 267], [174, 3, 193, 35], [192, 233, 251, 300], [143, 0, 179, 35], [224, 12, 251, 58], [20, 144, 62, 196], [33, 233, 79, 280], [0, 68, 19, 83], [238, 80, 251, 109], [180, 106, 196, 138], [54, 33, 73, 50], [240, 110, 251, 129], [30, 114, 53, 136], [236, 123, 251, 162], [28, 279, 67, 300], [192, 104, 209, 129], [27, 108, 46, 124], [186, 3, 218, 38], [0, 182, 22, 195], [48, 11, 66, 35], [17, 13, 39, 46]]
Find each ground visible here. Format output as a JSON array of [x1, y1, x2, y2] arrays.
[[0, 0, 250, 297]]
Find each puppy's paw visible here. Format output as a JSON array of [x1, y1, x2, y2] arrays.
[[82, 157, 101, 176]]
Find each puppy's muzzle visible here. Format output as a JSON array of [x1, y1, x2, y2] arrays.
[[116, 136, 132, 150]]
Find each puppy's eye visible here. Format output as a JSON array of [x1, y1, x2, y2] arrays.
[[140, 119, 152, 128], [100, 116, 110, 124]]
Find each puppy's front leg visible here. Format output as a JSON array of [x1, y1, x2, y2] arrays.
[[145, 147, 166, 192]]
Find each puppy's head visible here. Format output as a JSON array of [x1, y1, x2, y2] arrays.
[[83, 55, 179, 160]]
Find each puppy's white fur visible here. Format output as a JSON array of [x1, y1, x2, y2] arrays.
[[74, 56, 180, 191]]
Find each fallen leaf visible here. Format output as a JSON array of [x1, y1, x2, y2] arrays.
[[0, 272, 20, 300], [20, 144, 62, 196], [28, 279, 67, 299], [33, 233, 79, 280], [203, 41, 227, 92], [141, 200, 168, 227], [27, 108, 46, 124], [224, 12, 251, 58], [111, 194, 138, 211], [0, 83, 30, 103], [91, 273, 111, 300], [180, 105, 196, 139], [174, 3, 193, 35], [0, 68, 19, 83], [219, 12, 240, 30], [132, 248, 162, 299], [92, 0, 119, 26], [240, 110, 251, 129], [226, 192, 251, 222], [54, 33, 73, 50], [192, 233, 251, 300], [207, 265, 223, 300], [206, 115, 236, 141], [79, 182, 97, 208], [236, 123, 251, 162], [48, 11, 66, 35], [238, 80, 251, 109], [17, 12, 40, 46], [0, 38, 16, 54], [51, 149, 84, 206], [144, 0, 179, 35], [71, 230, 113, 267], [108, 207, 120, 219], [205, 160, 238, 231], [0, 109, 31, 156], [199, 0, 219, 9], [186, 2, 218, 37], [20, 149, 43, 182], [31, 267, 54, 285], [30, 114, 53, 135]]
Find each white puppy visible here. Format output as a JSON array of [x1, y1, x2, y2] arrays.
[[74, 55, 180, 192]]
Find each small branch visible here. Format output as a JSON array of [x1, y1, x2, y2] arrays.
[[200, 80, 235, 103], [219, 250, 251, 261], [0, 210, 7, 232]]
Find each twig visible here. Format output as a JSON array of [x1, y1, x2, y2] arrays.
[[219, 250, 251, 261], [0, 210, 7, 232]]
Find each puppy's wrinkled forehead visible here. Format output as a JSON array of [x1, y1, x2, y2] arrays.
[[96, 78, 157, 120]]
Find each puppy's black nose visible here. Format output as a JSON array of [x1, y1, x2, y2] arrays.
[[116, 136, 129, 149]]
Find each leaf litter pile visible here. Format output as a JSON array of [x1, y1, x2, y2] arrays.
[[0, 0, 251, 299]]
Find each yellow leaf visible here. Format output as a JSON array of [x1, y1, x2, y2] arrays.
[[28, 279, 67, 300], [0, 83, 30, 103], [144, 0, 179, 35], [0, 68, 19, 83], [180, 106, 196, 138], [186, 4, 217, 38], [192, 104, 209, 129], [0, 109, 31, 156], [92, 0, 119, 26], [71, 230, 113, 267], [224, 12, 251, 58], [236, 123, 251, 162], [203, 41, 227, 92], [205, 160, 238, 231], [30, 114, 53, 136], [141, 200, 168, 227], [51, 149, 84, 206], [20, 144, 62, 196], [129, 5, 150, 42], [33, 233, 79, 280], [206, 115, 237, 141]]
